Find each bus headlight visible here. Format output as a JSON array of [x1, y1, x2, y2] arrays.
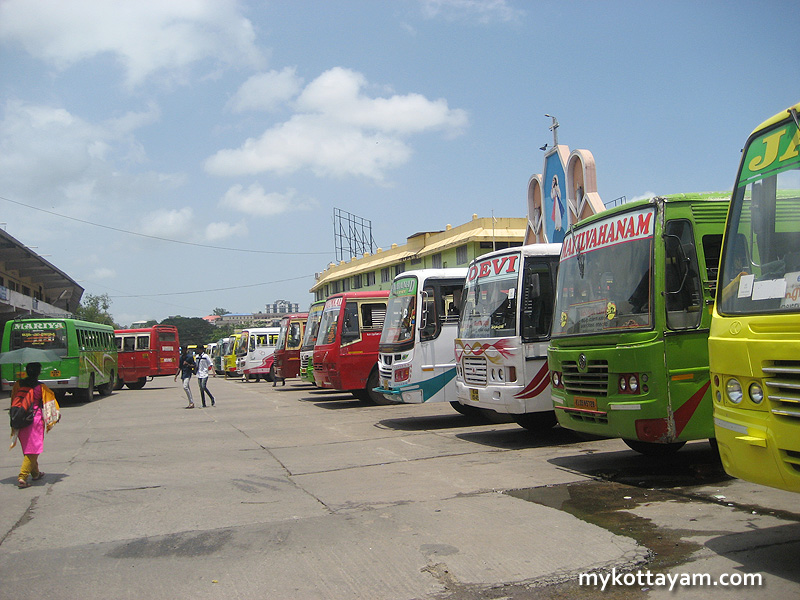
[[749, 382, 764, 404], [497, 368, 504, 382], [552, 371, 562, 388], [726, 378, 743, 404], [629, 375, 639, 393], [619, 376, 627, 392]]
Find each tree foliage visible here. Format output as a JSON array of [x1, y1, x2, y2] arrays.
[[212, 307, 231, 316], [73, 293, 119, 328], [160, 316, 215, 347]]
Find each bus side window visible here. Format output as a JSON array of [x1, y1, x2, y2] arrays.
[[420, 287, 439, 341], [342, 301, 360, 344], [115, 337, 122, 351], [521, 261, 554, 341], [136, 335, 150, 351], [124, 336, 135, 352], [665, 220, 702, 330]]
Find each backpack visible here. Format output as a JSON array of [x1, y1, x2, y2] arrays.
[[191, 356, 199, 375], [10, 384, 36, 430]]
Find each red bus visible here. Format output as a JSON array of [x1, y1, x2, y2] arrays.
[[273, 312, 308, 380], [114, 325, 180, 389], [313, 290, 389, 403]]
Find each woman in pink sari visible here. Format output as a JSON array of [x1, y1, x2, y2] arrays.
[[13, 362, 48, 489]]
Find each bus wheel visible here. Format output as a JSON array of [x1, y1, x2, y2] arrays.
[[513, 411, 557, 431], [449, 402, 487, 420], [267, 365, 276, 382], [79, 375, 95, 402], [623, 439, 686, 456], [365, 370, 397, 405], [114, 376, 125, 390], [126, 378, 146, 390], [98, 374, 114, 396]]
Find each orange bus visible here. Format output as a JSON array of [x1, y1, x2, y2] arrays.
[[313, 290, 389, 403], [273, 312, 308, 380], [114, 325, 180, 389]]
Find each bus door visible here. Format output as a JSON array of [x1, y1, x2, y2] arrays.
[[661, 219, 714, 443], [417, 279, 462, 395], [135, 333, 152, 374]]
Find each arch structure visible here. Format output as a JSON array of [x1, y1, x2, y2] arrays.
[[525, 145, 605, 245]]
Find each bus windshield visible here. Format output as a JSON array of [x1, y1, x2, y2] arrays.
[[318, 303, 341, 345], [302, 305, 324, 351], [10, 321, 68, 356], [718, 121, 800, 315], [459, 265, 519, 339], [380, 276, 417, 348], [553, 207, 655, 336]]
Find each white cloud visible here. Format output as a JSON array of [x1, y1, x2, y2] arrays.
[[220, 184, 315, 217], [91, 267, 117, 280], [419, 0, 524, 23], [140, 207, 194, 238], [228, 68, 304, 113], [630, 191, 657, 203], [205, 67, 468, 180], [0, 99, 173, 206], [0, 0, 264, 87], [205, 220, 248, 241]]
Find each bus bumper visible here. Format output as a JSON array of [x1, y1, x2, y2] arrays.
[[713, 405, 800, 493]]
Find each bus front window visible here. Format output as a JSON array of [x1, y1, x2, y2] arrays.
[[553, 211, 655, 337], [380, 289, 416, 350], [11, 325, 68, 356], [459, 273, 519, 339], [719, 163, 800, 314], [318, 306, 340, 345]]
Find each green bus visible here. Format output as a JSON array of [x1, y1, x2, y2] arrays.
[[547, 194, 729, 455], [1, 318, 118, 401]]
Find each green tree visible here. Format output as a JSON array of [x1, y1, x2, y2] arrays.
[[74, 293, 119, 327], [160, 316, 215, 347], [212, 307, 231, 316]]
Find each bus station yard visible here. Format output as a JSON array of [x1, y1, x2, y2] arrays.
[[1, 377, 799, 600]]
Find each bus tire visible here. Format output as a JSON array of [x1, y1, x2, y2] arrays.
[[449, 401, 488, 420], [98, 373, 114, 396], [623, 439, 686, 456], [365, 369, 396, 405], [126, 378, 146, 390], [114, 376, 125, 390], [513, 411, 557, 431], [79, 375, 95, 402], [268, 365, 277, 383]]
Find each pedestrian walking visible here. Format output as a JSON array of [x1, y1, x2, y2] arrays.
[[174, 347, 195, 408], [196, 346, 216, 407], [11, 362, 58, 488]]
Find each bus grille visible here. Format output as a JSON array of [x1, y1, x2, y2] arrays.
[[562, 360, 609, 397], [300, 354, 309, 370], [462, 356, 487, 386], [764, 360, 800, 420]]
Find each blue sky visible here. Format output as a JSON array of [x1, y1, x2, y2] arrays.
[[0, 0, 797, 326]]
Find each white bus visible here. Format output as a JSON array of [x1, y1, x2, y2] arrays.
[[376, 268, 468, 408], [236, 327, 280, 382], [455, 244, 561, 429]]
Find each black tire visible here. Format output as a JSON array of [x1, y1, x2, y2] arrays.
[[79, 375, 95, 402], [623, 439, 686, 456], [513, 411, 557, 431], [126, 378, 146, 390], [98, 372, 115, 396], [449, 401, 491, 421], [362, 369, 397, 405], [54, 390, 67, 404], [114, 376, 125, 390]]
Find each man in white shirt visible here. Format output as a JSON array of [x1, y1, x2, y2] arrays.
[[196, 346, 216, 407]]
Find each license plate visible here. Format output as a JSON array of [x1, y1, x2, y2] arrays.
[[470, 388, 479, 402], [574, 396, 597, 411]]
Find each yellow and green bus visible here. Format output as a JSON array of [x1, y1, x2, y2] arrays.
[[1, 317, 117, 401], [710, 101, 800, 492], [548, 193, 729, 455]]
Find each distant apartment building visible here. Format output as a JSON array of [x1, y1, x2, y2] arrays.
[[0, 228, 83, 332]]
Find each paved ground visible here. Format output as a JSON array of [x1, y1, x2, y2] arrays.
[[1, 376, 798, 599]]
